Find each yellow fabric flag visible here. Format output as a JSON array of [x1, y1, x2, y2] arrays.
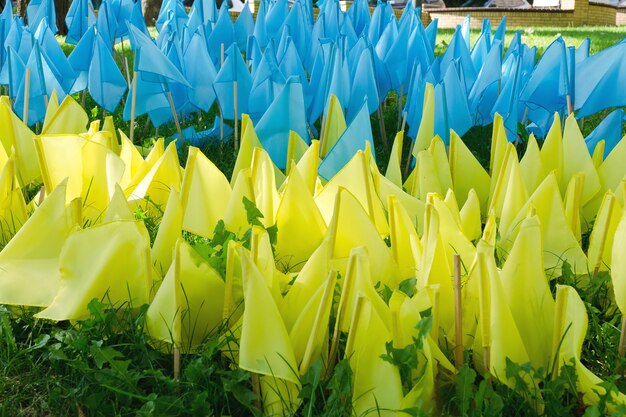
[[488, 143, 517, 221], [250, 225, 286, 306], [563, 173, 585, 241], [250, 148, 281, 227], [127, 142, 182, 211], [285, 130, 309, 173], [145, 238, 225, 353], [612, 207, 626, 315], [460, 189, 482, 242], [34, 134, 86, 202], [412, 149, 443, 201], [101, 116, 120, 154], [490, 113, 509, 179], [498, 149, 529, 237], [151, 187, 183, 279], [320, 94, 347, 158], [41, 95, 89, 135], [591, 140, 605, 169], [586, 134, 626, 220], [223, 168, 255, 236], [294, 139, 320, 196], [431, 194, 476, 270], [375, 170, 425, 235], [474, 251, 536, 395], [0, 99, 41, 185], [553, 285, 626, 409], [389, 195, 421, 280], [587, 192, 621, 273], [540, 113, 563, 185], [385, 131, 404, 187], [499, 173, 588, 276], [36, 220, 152, 321], [0, 158, 29, 244], [275, 162, 327, 271], [443, 188, 462, 228], [500, 215, 555, 370], [429, 136, 453, 194], [282, 239, 333, 331], [103, 184, 134, 223], [119, 130, 146, 189], [519, 133, 546, 195], [412, 83, 435, 156], [561, 114, 600, 207], [326, 188, 397, 288], [449, 130, 490, 211], [180, 147, 231, 238], [0, 179, 80, 304], [41, 90, 59, 130], [346, 295, 403, 417], [315, 150, 388, 236], [231, 114, 262, 185]]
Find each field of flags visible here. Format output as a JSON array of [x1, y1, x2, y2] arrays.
[[1, 0, 626, 414]]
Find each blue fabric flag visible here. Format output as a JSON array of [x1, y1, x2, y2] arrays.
[[249, 43, 286, 119], [234, 5, 254, 51], [319, 99, 374, 181], [0, 47, 25, 99], [468, 40, 502, 125], [494, 16, 506, 45], [424, 18, 438, 52], [183, 28, 217, 112], [347, 47, 378, 123], [68, 24, 95, 93], [213, 43, 252, 120], [207, 3, 236, 66], [27, 0, 57, 35], [492, 55, 521, 141], [128, 1, 151, 39], [440, 26, 476, 92], [15, 43, 54, 125], [442, 62, 472, 139], [89, 32, 127, 112], [255, 77, 309, 169], [156, 0, 187, 33], [585, 108, 624, 158], [64, 0, 95, 44], [34, 20, 77, 95], [404, 63, 425, 139], [347, 0, 370, 37]]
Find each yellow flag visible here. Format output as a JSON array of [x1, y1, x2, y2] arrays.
[[587, 134, 626, 221], [587, 192, 621, 273], [285, 130, 308, 172], [223, 168, 255, 236], [412, 83, 435, 156], [250, 225, 286, 306], [375, 169, 425, 235], [250, 148, 281, 227], [563, 173, 585, 241], [320, 94, 347, 158], [540, 113, 563, 185], [275, 162, 327, 271], [41, 90, 59, 130], [101, 116, 120, 154], [519, 133, 546, 196], [146, 238, 225, 352], [553, 285, 626, 409], [431, 194, 476, 269], [238, 247, 299, 382], [490, 113, 509, 179], [591, 140, 605, 169], [326, 188, 397, 287], [0, 158, 29, 244], [449, 130, 490, 211], [315, 150, 388, 236], [498, 149, 529, 237], [103, 184, 134, 223], [0, 179, 80, 305], [119, 130, 146, 189], [127, 141, 182, 211], [413, 149, 443, 201], [429, 136, 453, 194], [180, 147, 231, 238], [0, 99, 41, 185], [460, 189, 482, 242], [231, 114, 262, 185], [151, 187, 183, 278], [443, 188, 462, 228], [499, 173, 588, 276], [389, 195, 421, 280], [385, 131, 404, 187], [41, 94, 89, 135], [612, 208, 626, 315], [561, 114, 600, 207], [36, 220, 152, 321], [294, 139, 320, 196], [500, 215, 555, 370], [346, 296, 403, 417]]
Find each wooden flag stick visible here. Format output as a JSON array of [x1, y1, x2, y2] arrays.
[[592, 196, 615, 280], [130, 72, 137, 143], [377, 104, 389, 153], [401, 111, 407, 132], [167, 91, 184, 144], [404, 139, 415, 178], [173, 346, 181, 379], [396, 84, 404, 131], [566, 95, 573, 116], [234, 80, 239, 150], [23, 68, 30, 125], [453, 254, 463, 370], [120, 38, 131, 87]]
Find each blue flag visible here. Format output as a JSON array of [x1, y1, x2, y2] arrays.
[[89, 32, 127, 112], [213, 43, 252, 119], [65, 0, 95, 44], [183, 28, 217, 112], [68, 24, 95, 93], [585, 109, 624, 158], [27, 0, 57, 34]]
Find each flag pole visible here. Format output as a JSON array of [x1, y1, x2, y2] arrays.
[[23, 68, 31, 125], [234, 80, 239, 150], [453, 253, 463, 369], [566, 95, 573, 116], [404, 139, 415, 177], [167, 90, 184, 144], [173, 346, 180, 379], [130, 72, 137, 143], [401, 111, 407, 132]]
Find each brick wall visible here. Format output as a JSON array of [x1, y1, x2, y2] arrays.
[[618, 8, 626, 24]]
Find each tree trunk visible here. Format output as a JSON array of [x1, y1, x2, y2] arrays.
[[142, 0, 162, 27], [55, 0, 70, 35]]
